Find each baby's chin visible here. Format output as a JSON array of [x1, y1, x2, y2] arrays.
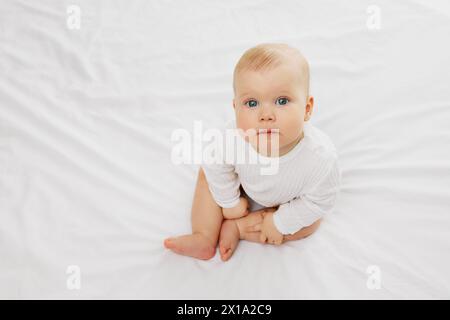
[[248, 135, 283, 157], [245, 132, 304, 157]]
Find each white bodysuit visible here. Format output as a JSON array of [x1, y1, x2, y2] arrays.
[[201, 120, 341, 235]]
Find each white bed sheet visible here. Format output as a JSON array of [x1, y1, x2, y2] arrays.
[[1, 0, 450, 299]]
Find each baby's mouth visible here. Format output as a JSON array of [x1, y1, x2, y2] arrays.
[[257, 128, 280, 135]]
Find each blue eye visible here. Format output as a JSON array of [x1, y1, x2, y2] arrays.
[[276, 97, 289, 106], [245, 100, 258, 108]]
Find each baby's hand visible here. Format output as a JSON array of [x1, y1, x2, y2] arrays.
[[222, 197, 249, 219], [260, 211, 284, 245]]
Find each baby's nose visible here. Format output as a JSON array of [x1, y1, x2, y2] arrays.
[[259, 111, 275, 121], [258, 104, 276, 121]]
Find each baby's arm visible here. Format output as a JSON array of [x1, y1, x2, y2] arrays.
[[201, 161, 243, 218], [259, 210, 284, 245], [272, 159, 340, 235], [235, 207, 322, 244], [202, 164, 250, 220]]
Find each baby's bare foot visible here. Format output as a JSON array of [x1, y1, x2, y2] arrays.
[[218, 219, 241, 261], [163, 233, 216, 260]]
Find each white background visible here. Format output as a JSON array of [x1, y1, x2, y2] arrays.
[[1, 0, 450, 299]]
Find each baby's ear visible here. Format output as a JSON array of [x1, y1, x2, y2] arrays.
[[232, 99, 236, 109], [306, 96, 314, 111], [304, 96, 314, 121]]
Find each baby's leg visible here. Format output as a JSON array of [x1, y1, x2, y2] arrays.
[[218, 212, 322, 261], [218, 211, 265, 261], [164, 168, 223, 260]]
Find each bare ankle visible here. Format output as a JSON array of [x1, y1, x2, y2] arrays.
[[233, 219, 245, 240], [193, 231, 218, 248]]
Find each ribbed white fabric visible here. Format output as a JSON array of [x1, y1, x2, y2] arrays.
[[201, 120, 341, 235]]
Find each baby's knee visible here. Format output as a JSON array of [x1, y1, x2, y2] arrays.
[[222, 197, 249, 220]]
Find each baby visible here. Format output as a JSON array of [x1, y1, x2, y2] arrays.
[[164, 43, 341, 261]]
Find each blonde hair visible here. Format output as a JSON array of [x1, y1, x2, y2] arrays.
[[233, 43, 310, 95]]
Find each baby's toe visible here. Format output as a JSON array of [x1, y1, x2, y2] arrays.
[[219, 241, 228, 254], [164, 238, 175, 249], [219, 241, 235, 261], [220, 247, 233, 261]]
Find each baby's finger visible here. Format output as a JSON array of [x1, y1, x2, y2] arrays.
[[259, 233, 267, 244], [262, 210, 274, 218], [246, 223, 262, 232]]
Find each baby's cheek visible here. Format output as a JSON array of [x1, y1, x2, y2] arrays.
[[283, 121, 303, 144], [235, 125, 251, 144], [236, 114, 249, 129]]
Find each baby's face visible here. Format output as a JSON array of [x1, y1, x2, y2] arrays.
[[233, 62, 313, 156]]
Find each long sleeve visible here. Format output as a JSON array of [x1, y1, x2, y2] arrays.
[[273, 155, 341, 235], [201, 162, 241, 208]]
